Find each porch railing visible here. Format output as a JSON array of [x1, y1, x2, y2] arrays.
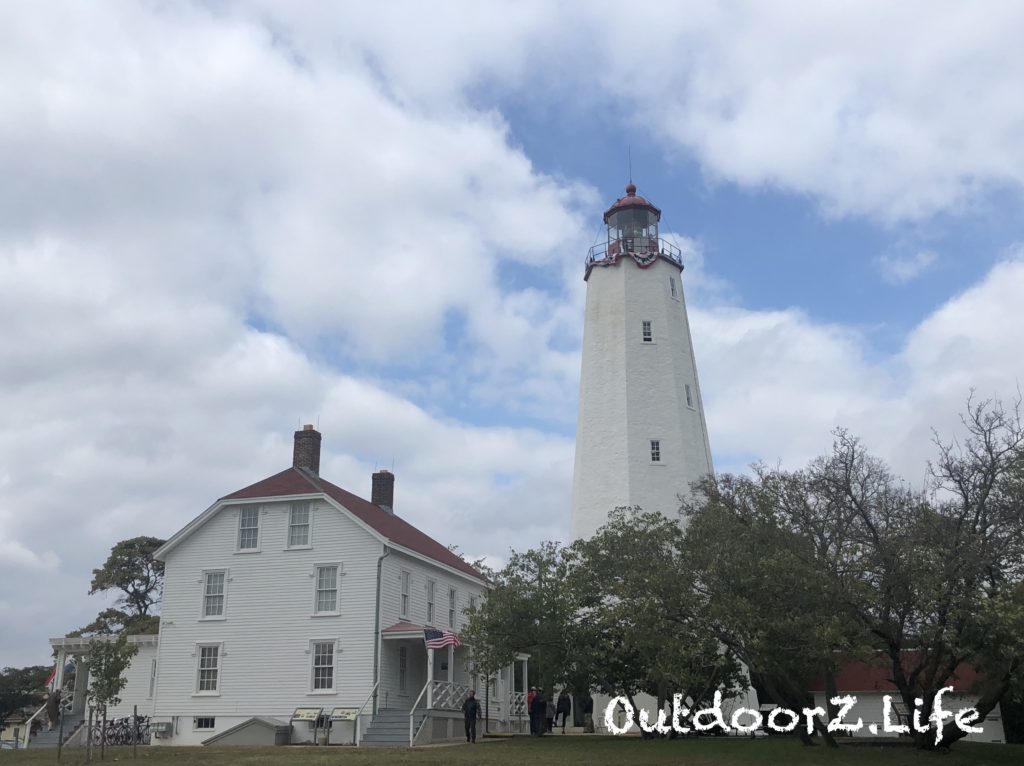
[[510, 691, 527, 716], [19, 702, 47, 749], [429, 680, 470, 711]]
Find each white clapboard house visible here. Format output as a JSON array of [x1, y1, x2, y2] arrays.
[[42, 427, 529, 748]]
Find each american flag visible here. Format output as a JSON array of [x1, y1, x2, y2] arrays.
[[423, 628, 462, 650]]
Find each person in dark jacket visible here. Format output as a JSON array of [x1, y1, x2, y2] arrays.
[[530, 689, 547, 736], [556, 690, 572, 731], [45, 690, 61, 731], [461, 689, 481, 743]]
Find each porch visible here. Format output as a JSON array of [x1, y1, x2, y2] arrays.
[[370, 622, 529, 746]]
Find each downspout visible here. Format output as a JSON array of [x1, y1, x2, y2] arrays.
[[372, 544, 391, 717]]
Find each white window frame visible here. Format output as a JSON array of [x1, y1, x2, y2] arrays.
[[398, 646, 408, 692], [685, 383, 695, 409], [237, 505, 261, 552], [193, 716, 216, 730], [309, 639, 337, 693], [641, 320, 653, 343], [194, 643, 222, 696], [426, 579, 436, 626], [287, 501, 312, 549], [468, 594, 478, 613], [148, 659, 157, 699], [200, 569, 227, 620], [669, 275, 678, 299], [448, 586, 457, 629], [400, 570, 411, 620], [313, 564, 340, 616], [650, 439, 662, 463]]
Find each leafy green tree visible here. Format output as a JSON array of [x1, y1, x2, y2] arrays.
[[0, 665, 50, 731], [73, 536, 165, 636], [684, 475, 859, 747], [463, 541, 579, 693], [685, 398, 1024, 750], [88, 635, 139, 718], [568, 508, 746, 736]]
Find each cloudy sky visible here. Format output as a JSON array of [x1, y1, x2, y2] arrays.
[[3, 1, 1024, 667]]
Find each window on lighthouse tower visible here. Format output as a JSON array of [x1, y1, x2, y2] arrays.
[[650, 440, 661, 462], [642, 320, 653, 342]]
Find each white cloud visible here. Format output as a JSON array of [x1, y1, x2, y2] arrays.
[[875, 250, 938, 284], [2, 1, 1023, 670], [0, 540, 60, 572]]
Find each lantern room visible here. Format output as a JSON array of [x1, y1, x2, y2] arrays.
[[603, 182, 661, 255]]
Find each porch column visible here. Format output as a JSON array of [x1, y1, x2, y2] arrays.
[[53, 648, 66, 691], [521, 656, 528, 694], [426, 647, 434, 709], [447, 644, 454, 684], [72, 656, 89, 715]]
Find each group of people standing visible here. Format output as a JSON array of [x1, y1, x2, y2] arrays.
[[527, 688, 573, 735]]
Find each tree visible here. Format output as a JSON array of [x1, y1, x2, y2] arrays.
[[465, 510, 745, 738], [74, 536, 165, 636], [568, 508, 745, 736], [684, 398, 1024, 750], [0, 665, 50, 731], [88, 634, 139, 745], [463, 541, 580, 694], [683, 475, 861, 747]]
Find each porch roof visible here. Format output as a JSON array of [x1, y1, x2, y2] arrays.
[[49, 633, 159, 654], [381, 620, 428, 640]]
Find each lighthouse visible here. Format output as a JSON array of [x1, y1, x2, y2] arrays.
[[570, 183, 714, 540]]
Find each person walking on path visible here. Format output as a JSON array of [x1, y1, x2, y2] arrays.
[[556, 690, 572, 732], [545, 695, 556, 733], [530, 689, 547, 736], [527, 687, 538, 735], [461, 689, 481, 743]]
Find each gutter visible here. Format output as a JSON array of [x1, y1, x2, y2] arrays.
[[372, 544, 391, 716]]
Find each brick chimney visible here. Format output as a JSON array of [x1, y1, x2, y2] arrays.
[[293, 424, 321, 476], [372, 470, 395, 514]]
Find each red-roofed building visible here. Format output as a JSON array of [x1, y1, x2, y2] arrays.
[[807, 655, 1006, 744], [71, 426, 527, 748]]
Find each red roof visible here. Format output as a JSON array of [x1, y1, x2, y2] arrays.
[[223, 467, 484, 580], [810, 654, 982, 693], [603, 182, 661, 222]]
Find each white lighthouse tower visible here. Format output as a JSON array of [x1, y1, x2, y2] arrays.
[[571, 183, 714, 540]]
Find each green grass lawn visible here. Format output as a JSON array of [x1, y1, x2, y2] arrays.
[[2, 738, 1020, 766]]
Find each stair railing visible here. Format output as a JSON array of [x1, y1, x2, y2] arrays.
[[408, 680, 430, 747], [353, 681, 379, 747], [19, 702, 47, 749]]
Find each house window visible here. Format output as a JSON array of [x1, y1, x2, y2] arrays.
[[238, 506, 260, 550], [193, 717, 215, 730], [196, 645, 219, 693], [288, 502, 311, 547], [311, 641, 335, 691], [315, 566, 338, 613], [448, 587, 457, 628], [642, 320, 653, 342], [203, 571, 226, 618], [650, 440, 661, 462], [148, 659, 157, 698], [685, 383, 694, 409], [398, 646, 407, 692], [400, 570, 411, 619], [469, 594, 478, 612], [426, 580, 436, 625], [670, 276, 677, 298]]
